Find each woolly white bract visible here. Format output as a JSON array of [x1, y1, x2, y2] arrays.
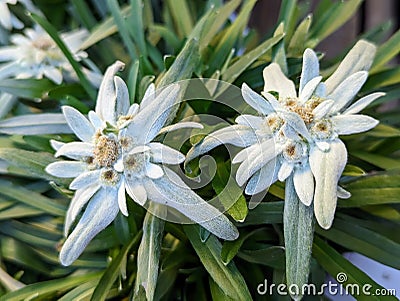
[[0, 25, 100, 85], [46, 61, 238, 266], [187, 40, 384, 229]]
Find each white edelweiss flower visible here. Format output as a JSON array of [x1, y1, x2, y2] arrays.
[[186, 40, 384, 229], [0, 0, 23, 30], [46, 61, 238, 266], [260, 39, 384, 229], [0, 24, 101, 85]]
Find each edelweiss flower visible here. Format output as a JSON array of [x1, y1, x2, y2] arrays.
[[46, 61, 238, 266], [0, 25, 100, 85], [0, 0, 23, 30], [187, 40, 383, 229]]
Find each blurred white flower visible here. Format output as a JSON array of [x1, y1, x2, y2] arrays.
[[0, 0, 23, 30], [46, 61, 238, 266], [187, 40, 384, 229], [0, 25, 100, 85]]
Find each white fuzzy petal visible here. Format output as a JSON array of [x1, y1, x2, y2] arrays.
[[125, 178, 147, 206], [332, 114, 379, 135], [263, 63, 297, 99], [62, 106, 95, 142], [309, 140, 347, 229], [95, 61, 125, 123], [128, 103, 139, 115], [315, 141, 331, 152], [158, 121, 203, 135], [126, 84, 180, 144], [280, 111, 311, 140], [69, 170, 101, 190], [236, 140, 282, 186], [129, 145, 151, 155], [293, 164, 314, 206], [299, 76, 322, 103], [325, 40, 376, 94], [150, 142, 185, 165], [140, 83, 156, 109], [278, 160, 294, 181], [46, 161, 86, 178], [64, 184, 100, 237], [312, 99, 334, 119], [299, 48, 320, 94], [88, 111, 103, 129], [245, 159, 279, 195], [343, 92, 385, 115], [145, 163, 164, 179], [337, 186, 351, 199], [43, 67, 63, 84], [145, 177, 239, 240], [118, 181, 128, 216], [50, 140, 64, 151], [328, 71, 369, 114], [241, 83, 274, 115], [235, 114, 265, 130], [56, 142, 94, 159], [233, 141, 263, 164], [114, 76, 130, 118], [59, 187, 119, 266], [185, 125, 259, 165]]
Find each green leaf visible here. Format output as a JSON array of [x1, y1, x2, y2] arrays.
[[30, 13, 96, 99], [207, 0, 257, 76], [343, 164, 366, 176], [158, 38, 199, 86], [212, 161, 248, 222], [184, 225, 252, 301], [316, 216, 400, 269], [288, 14, 312, 56], [243, 201, 283, 225], [283, 175, 314, 301], [0, 180, 66, 216], [222, 34, 284, 83], [371, 28, 400, 73], [200, 0, 241, 50], [339, 171, 400, 207], [351, 151, 400, 170], [59, 279, 99, 301], [209, 277, 236, 301], [90, 230, 142, 301], [237, 246, 285, 269], [166, 0, 194, 38], [313, 236, 398, 301], [363, 68, 400, 90], [310, 0, 363, 45], [272, 23, 288, 75], [0, 148, 69, 185], [107, 0, 138, 61], [80, 5, 131, 50], [127, 0, 147, 56], [0, 272, 102, 301], [134, 205, 166, 301], [277, 0, 297, 42], [0, 78, 56, 99], [71, 0, 97, 29]]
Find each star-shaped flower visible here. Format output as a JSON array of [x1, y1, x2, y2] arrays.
[[0, 25, 100, 85], [187, 40, 384, 229], [46, 61, 238, 266]]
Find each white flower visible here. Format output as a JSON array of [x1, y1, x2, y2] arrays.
[[46, 61, 238, 266], [0, 25, 100, 85], [0, 0, 23, 30], [187, 40, 384, 229]]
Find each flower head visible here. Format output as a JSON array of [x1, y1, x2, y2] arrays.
[[187, 40, 384, 229], [46, 61, 238, 266], [0, 25, 99, 85], [0, 0, 24, 30]]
